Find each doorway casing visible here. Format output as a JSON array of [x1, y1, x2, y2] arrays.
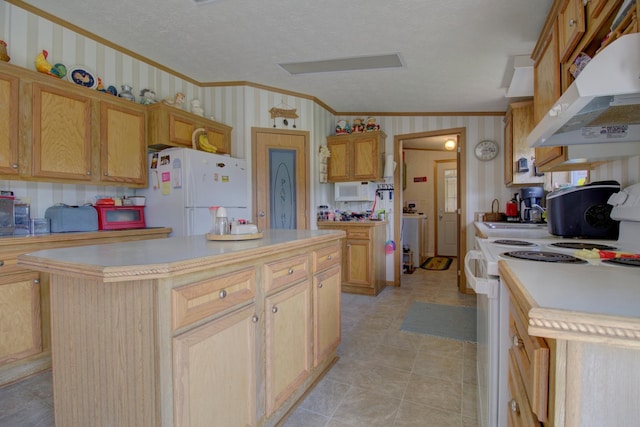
[[392, 127, 469, 293]]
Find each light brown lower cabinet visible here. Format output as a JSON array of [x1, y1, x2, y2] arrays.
[[0, 228, 171, 387], [265, 281, 312, 416], [173, 304, 257, 427], [20, 233, 342, 427], [317, 221, 386, 295]]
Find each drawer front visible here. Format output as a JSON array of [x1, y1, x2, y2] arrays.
[[264, 254, 310, 294], [312, 244, 340, 273], [0, 255, 20, 275], [346, 228, 371, 240], [172, 267, 256, 330], [507, 350, 542, 427], [509, 303, 549, 422]]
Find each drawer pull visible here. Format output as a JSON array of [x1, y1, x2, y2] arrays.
[[509, 398, 520, 415], [272, 306, 278, 314], [252, 315, 259, 323], [219, 289, 227, 299], [288, 268, 294, 275], [327, 255, 332, 260], [512, 334, 523, 348], [318, 282, 323, 289], [0, 260, 3, 267]]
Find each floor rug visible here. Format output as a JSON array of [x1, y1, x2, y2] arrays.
[[400, 302, 476, 342], [420, 256, 453, 270]]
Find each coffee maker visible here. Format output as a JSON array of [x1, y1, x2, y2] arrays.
[[520, 186, 544, 222]]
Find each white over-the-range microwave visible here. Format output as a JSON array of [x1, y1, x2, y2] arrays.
[[334, 181, 377, 202]]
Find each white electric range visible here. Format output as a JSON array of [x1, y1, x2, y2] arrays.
[[465, 182, 640, 427]]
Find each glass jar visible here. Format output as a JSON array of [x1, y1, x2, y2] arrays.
[[213, 207, 229, 235]]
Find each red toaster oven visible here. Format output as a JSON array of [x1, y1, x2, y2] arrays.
[[93, 205, 146, 230]]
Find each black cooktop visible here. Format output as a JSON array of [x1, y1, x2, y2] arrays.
[[502, 251, 588, 264], [549, 242, 617, 251], [603, 258, 640, 268], [493, 239, 537, 246]]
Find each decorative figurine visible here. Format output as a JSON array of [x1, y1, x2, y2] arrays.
[[0, 40, 10, 62], [163, 92, 186, 108], [365, 117, 380, 132], [352, 118, 365, 133], [139, 89, 158, 105], [35, 50, 66, 78], [335, 120, 351, 134], [96, 78, 106, 92], [119, 84, 136, 102], [190, 99, 204, 116]]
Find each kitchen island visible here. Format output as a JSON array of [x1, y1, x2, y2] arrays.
[[17, 229, 345, 427], [499, 259, 640, 426]]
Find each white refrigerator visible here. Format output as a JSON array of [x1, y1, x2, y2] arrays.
[[139, 147, 250, 237]]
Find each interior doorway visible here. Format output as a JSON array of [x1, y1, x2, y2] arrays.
[[393, 127, 469, 293], [251, 127, 310, 230]]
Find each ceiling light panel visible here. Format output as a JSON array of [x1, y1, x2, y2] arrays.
[[279, 53, 403, 75]]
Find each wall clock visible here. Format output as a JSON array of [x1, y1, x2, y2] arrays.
[[474, 140, 499, 161]]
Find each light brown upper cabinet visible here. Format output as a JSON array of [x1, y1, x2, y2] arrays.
[[31, 82, 93, 182], [504, 100, 544, 186], [326, 131, 386, 182], [99, 102, 147, 186], [532, 17, 566, 171], [558, 0, 585, 63], [531, 0, 637, 172], [0, 70, 20, 176], [147, 103, 232, 155], [0, 61, 148, 187]]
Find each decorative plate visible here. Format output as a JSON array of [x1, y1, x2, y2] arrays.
[[67, 66, 98, 89]]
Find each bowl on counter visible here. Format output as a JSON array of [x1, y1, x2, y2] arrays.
[[128, 196, 146, 206]]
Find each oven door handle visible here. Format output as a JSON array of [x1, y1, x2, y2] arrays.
[[464, 250, 498, 299]]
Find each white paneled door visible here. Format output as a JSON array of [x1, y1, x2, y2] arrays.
[[436, 160, 458, 257]]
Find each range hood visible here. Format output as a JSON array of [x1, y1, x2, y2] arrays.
[[527, 33, 640, 147]]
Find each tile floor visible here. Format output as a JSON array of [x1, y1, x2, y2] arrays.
[[282, 258, 479, 427], [0, 259, 478, 427]]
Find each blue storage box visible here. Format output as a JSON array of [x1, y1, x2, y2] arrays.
[[45, 204, 98, 232]]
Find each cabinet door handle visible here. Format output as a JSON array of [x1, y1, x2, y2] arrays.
[[318, 282, 323, 289], [569, 18, 576, 27], [512, 334, 523, 348], [288, 268, 294, 275], [12, 163, 18, 169], [219, 289, 227, 299], [86, 171, 91, 175], [327, 255, 332, 260], [34, 278, 40, 284], [252, 315, 259, 323], [509, 398, 520, 415], [0, 260, 3, 267], [272, 306, 278, 313]]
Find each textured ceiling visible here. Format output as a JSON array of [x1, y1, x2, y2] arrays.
[[19, 0, 552, 113]]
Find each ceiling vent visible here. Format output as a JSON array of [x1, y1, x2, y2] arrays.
[[279, 53, 404, 75]]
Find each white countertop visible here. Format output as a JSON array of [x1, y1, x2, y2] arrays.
[[499, 258, 640, 348], [18, 229, 345, 281], [474, 221, 552, 239]]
